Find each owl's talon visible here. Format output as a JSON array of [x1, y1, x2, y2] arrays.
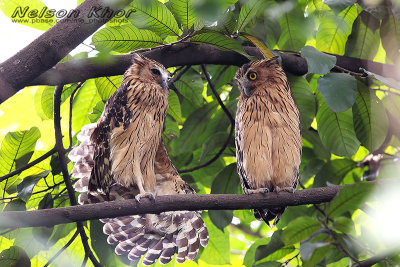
[[274, 186, 296, 193], [135, 192, 155, 202], [246, 188, 269, 194]]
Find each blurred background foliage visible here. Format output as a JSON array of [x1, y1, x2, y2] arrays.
[[0, 0, 400, 266]]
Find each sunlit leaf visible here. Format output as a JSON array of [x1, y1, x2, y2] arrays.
[[352, 82, 389, 152], [169, 0, 197, 29], [200, 215, 230, 264], [316, 5, 359, 54], [0, 127, 41, 177], [237, 0, 267, 33], [92, 24, 163, 53], [316, 95, 360, 157], [88, 101, 105, 123], [0, 0, 56, 30], [380, 13, 400, 63], [255, 230, 284, 261], [128, 0, 180, 37], [300, 46, 336, 75], [318, 73, 357, 113], [363, 69, 400, 90], [345, 11, 380, 60], [95, 76, 123, 102], [327, 182, 375, 217], [282, 217, 321, 245], [324, 0, 356, 12]]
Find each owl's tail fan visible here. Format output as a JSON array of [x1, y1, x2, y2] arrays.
[[254, 207, 285, 228]]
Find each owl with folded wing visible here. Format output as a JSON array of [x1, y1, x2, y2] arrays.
[[234, 57, 302, 227]]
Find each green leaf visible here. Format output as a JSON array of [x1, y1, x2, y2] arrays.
[[191, 31, 247, 56], [200, 215, 230, 265], [282, 217, 321, 245], [213, 11, 237, 35], [0, 127, 41, 177], [88, 101, 105, 123], [255, 230, 284, 261], [4, 199, 26, 211], [200, 132, 229, 161], [0, 1, 56, 30], [352, 82, 389, 152], [324, 0, 356, 12], [71, 81, 102, 134], [257, 246, 295, 262], [300, 46, 337, 75], [164, 116, 180, 139], [208, 210, 233, 231], [17, 170, 50, 202], [38, 192, 54, 210], [316, 5, 359, 54], [300, 241, 330, 261], [345, 11, 380, 60], [277, 9, 314, 51], [169, 0, 197, 29], [316, 95, 360, 157], [332, 216, 355, 234], [167, 90, 183, 123], [173, 68, 204, 108], [318, 73, 357, 113], [363, 69, 400, 90], [313, 159, 356, 188], [302, 129, 331, 160], [243, 238, 270, 267], [92, 24, 163, 53], [95, 76, 123, 102], [288, 74, 316, 129], [128, 0, 180, 37], [300, 158, 325, 183], [237, 0, 267, 33], [211, 163, 240, 194], [0, 246, 31, 267], [327, 182, 375, 217], [380, 13, 400, 63], [40, 86, 55, 120]]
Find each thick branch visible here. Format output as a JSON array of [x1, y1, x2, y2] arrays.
[[28, 44, 400, 87], [0, 0, 132, 102], [0, 185, 345, 228]]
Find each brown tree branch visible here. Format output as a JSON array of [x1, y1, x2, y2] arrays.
[[0, 0, 133, 102], [26, 44, 400, 88], [0, 184, 351, 229]]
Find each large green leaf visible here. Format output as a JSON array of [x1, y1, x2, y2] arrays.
[[0, 127, 41, 177], [352, 82, 389, 152], [243, 238, 270, 267], [167, 90, 183, 123], [318, 73, 357, 113], [211, 163, 239, 194], [300, 46, 336, 75], [200, 215, 230, 265], [316, 5, 359, 54], [236, 0, 267, 33], [345, 11, 380, 60], [16, 170, 50, 202], [128, 0, 180, 37], [169, 0, 197, 29], [92, 24, 163, 53], [380, 13, 400, 63], [0, 0, 56, 30], [255, 230, 285, 261], [88, 101, 105, 123], [327, 182, 375, 217], [38, 85, 73, 120], [277, 9, 314, 51], [324, 0, 356, 12], [288, 74, 316, 129], [95, 75, 123, 102], [191, 31, 247, 56], [173, 68, 204, 108], [316, 94, 360, 157], [208, 210, 233, 231], [313, 159, 356, 188], [282, 217, 321, 245], [0, 246, 31, 267]]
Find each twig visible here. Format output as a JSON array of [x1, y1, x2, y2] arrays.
[[53, 85, 101, 267], [68, 82, 84, 150], [44, 230, 79, 267], [169, 65, 191, 85], [0, 148, 56, 183], [352, 249, 399, 267], [179, 65, 235, 173]]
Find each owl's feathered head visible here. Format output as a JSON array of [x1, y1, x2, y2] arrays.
[[124, 53, 171, 91], [235, 57, 288, 97]]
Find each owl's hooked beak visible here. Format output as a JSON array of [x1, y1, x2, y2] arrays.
[[236, 79, 252, 97], [161, 71, 171, 91]]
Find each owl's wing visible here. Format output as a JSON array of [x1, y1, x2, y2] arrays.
[[69, 124, 208, 265]]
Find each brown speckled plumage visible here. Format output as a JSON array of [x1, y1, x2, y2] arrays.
[[69, 54, 208, 265], [235, 58, 302, 227], [89, 54, 169, 197]]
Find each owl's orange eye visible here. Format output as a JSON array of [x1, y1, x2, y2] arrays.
[[248, 72, 257, 80]]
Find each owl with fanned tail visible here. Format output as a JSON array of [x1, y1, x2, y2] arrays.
[[69, 54, 208, 265]]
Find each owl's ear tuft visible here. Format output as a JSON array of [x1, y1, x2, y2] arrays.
[[131, 53, 145, 64]]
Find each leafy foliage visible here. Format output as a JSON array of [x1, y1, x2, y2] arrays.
[[1, 0, 399, 266]]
